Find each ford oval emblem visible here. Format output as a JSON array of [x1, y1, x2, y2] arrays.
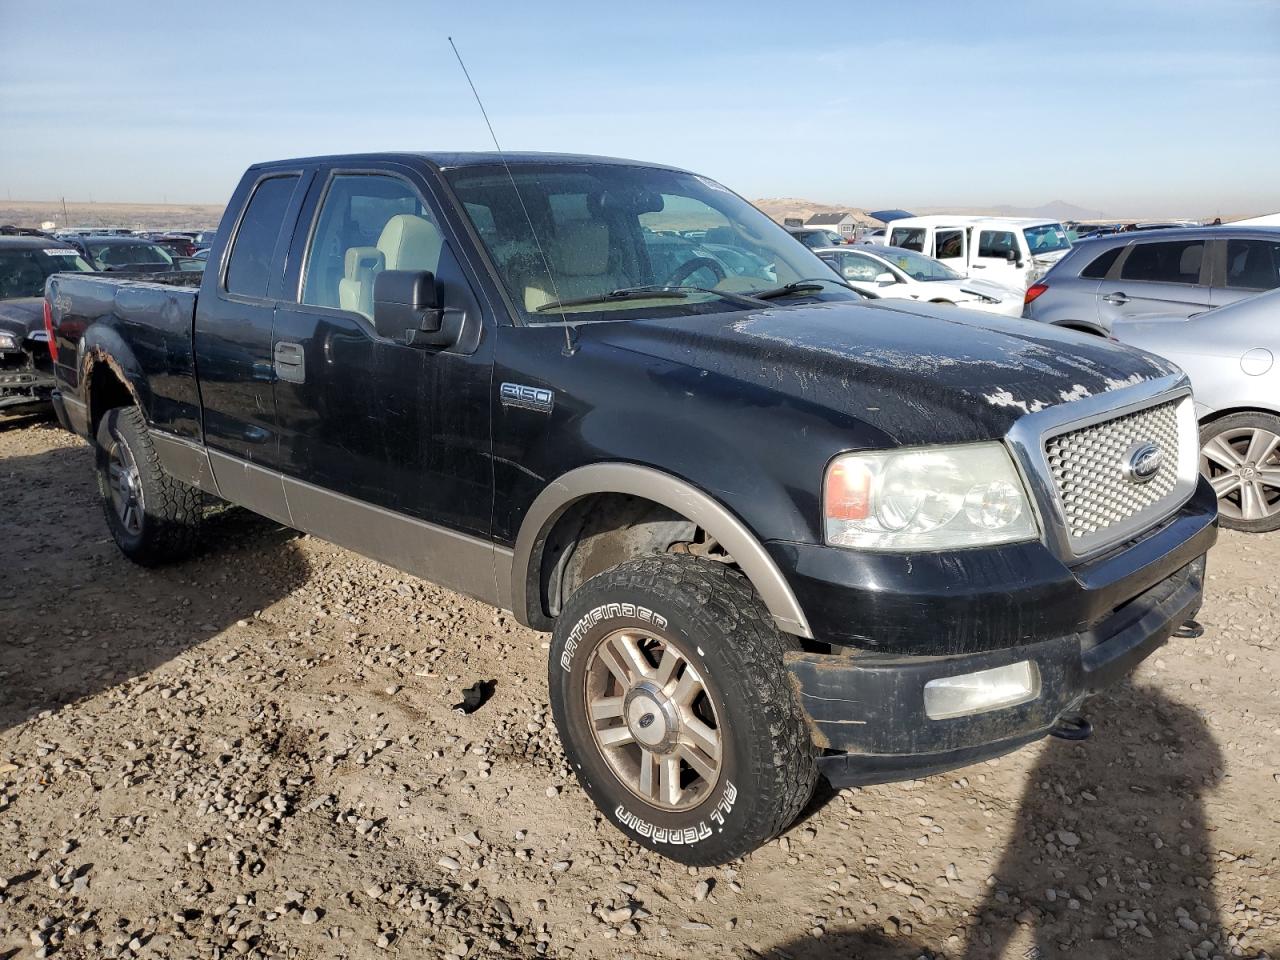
[[1125, 441, 1163, 484], [637, 713, 655, 729]]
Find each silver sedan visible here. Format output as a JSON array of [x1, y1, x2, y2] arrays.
[[1113, 287, 1280, 531]]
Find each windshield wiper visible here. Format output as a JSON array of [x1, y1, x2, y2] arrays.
[[534, 284, 767, 314], [534, 287, 689, 312], [749, 278, 845, 300]]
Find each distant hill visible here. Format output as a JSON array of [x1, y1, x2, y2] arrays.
[[753, 198, 879, 227]]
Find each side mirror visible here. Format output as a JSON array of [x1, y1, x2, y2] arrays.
[[875, 272, 896, 286], [1004, 250, 1020, 263], [373, 269, 449, 346]]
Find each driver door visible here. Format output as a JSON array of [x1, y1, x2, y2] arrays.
[[272, 166, 495, 544], [972, 229, 1022, 286]]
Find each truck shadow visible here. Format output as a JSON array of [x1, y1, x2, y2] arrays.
[[765, 684, 1269, 959], [0, 439, 310, 735]]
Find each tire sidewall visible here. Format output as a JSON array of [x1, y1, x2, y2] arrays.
[[95, 408, 146, 553], [550, 574, 770, 861]]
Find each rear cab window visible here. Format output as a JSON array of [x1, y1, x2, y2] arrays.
[[934, 229, 965, 261], [225, 175, 301, 298], [889, 227, 925, 252], [1119, 239, 1206, 285]]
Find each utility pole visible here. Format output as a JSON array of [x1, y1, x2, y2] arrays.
[[62, 197, 69, 226]]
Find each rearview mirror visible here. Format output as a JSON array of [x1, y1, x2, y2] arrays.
[[875, 272, 896, 286], [373, 270, 445, 344]]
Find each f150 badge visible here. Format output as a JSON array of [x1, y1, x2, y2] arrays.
[[501, 382, 555, 414]]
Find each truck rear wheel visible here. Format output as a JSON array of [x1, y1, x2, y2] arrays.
[[549, 554, 817, 865], [95, 406, 202, 566]]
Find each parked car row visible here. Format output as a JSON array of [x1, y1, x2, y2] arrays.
[[1025, 224, 1280, 529], [0, 236, 95, 414]]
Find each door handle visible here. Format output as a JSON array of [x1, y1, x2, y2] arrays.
[[273, 341, 305, 384], [1102, 292, 1130, 305]]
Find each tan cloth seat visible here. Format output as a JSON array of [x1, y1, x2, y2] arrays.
[[523, 221, 625, 311], [338, 215, 443, 320], [338, 246, 384, 317], [378, 214, 443, 272]]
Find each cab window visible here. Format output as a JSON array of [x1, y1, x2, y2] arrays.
[[889, 227, 925, 252], [301, 174, 442, 321], [934, 229, 964, 260], [225, 175, 299, 299], [977, 230, 1018, 259]]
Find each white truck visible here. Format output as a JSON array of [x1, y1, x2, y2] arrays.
[[882, 215, 1073, 290]]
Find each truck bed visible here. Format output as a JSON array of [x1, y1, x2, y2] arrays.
[[47, 271, 204, 439]]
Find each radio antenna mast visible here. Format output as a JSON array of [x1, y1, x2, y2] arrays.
[[448, 37, 575, 355]]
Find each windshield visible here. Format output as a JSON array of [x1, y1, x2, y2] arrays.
[[0, 247, 94, 299], [446, 163, 853, 322], [87, 241, 174, 268], [877, 247, 962, 281], [1023, 223, 1071, 255]]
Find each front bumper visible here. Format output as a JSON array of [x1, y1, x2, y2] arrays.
[[0, 356, 54, 411], [779, 481, 1217, 788]]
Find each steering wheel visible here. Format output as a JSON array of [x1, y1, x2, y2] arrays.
[[664, 256, 726, 288]]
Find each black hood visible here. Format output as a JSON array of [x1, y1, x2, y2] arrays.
[[586, 300, 1181, 447], [0, 298, 45, 339]]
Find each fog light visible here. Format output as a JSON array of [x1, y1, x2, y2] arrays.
[[923, 661, 1040, 720]]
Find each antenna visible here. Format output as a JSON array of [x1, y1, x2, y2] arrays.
[[448, 37, 575, 355]]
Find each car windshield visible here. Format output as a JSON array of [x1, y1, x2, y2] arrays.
[[88, 241, 174, 267], [876, 247, 962, 281], [445, 163, 851, 322], [0, 247, 94, 299], [1023, 223, 1071, 255]]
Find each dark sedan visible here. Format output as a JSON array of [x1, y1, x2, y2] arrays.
[[0, 237, 94, 415], [64, 235, 180, 272]]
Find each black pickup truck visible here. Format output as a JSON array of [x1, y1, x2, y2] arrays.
[[47, 152, 1217, 865]]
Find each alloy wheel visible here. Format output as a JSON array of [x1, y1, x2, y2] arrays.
[[106, 433, 145, 536], [583, 628, 723, 811], [1200, 426, 1280, 522]]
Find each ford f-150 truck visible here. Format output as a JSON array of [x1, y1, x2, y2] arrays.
[[46, 152, 1217, 865]]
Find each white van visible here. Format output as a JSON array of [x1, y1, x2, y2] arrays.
[[881, 215, 1073, 290]]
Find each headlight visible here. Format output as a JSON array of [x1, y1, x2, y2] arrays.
[[824, 442, 1039, 550], [0, 333, 18, 351]]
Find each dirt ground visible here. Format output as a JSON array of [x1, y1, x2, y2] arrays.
[[0, 418, 1276, 960]]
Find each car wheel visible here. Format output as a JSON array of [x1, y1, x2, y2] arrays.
[[1199, 412, 1280, 533], [549, 554, 817, 865], [95, 406, 203, 564]]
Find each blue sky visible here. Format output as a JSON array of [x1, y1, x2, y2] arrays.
[[2, 0, 1277, 217]]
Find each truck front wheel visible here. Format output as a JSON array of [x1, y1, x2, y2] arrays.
[[95, 407, 202, 566], [549, 554, 817, 865]]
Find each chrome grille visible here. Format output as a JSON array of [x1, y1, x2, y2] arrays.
[[1044, 400, 1181, 544]]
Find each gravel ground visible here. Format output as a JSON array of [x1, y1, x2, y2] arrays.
[[0, 419, 1276, 960]]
